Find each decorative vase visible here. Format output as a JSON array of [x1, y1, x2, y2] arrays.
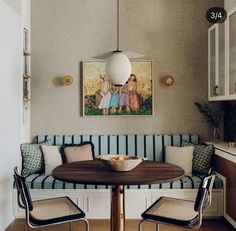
[[213, 127, 220, 143]]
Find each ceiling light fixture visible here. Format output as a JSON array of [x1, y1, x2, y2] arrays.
[[93, 0, 143, 86], [105, 0, 131, 86]]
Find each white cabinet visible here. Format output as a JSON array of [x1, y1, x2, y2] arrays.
[[228, 7, 236, 98], [208, 6, 236, 101]]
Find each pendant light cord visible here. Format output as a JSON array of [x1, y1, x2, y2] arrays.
[[117, 0, 120, 51]]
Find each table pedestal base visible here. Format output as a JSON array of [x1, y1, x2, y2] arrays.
[[111, 185, 125, 231]]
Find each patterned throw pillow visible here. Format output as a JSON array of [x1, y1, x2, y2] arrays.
[[182, 141, 214, 175], [21, 142, 49, 176], [61, 142, 95, 163]]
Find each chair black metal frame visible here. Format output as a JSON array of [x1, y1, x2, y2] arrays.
[[138, 170, 215, 231], [14, 167, 89, 231]]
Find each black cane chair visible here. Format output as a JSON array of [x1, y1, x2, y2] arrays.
[[14, 167, 89, 231], [138, 170, 215, 231]]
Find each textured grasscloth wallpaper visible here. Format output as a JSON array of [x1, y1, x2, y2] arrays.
[[31, 0, 223, 140]]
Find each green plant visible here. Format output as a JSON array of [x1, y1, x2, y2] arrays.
[[194, 101, 222, 128]]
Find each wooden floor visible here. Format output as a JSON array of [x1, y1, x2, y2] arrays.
[[5, 218, 235, 231]]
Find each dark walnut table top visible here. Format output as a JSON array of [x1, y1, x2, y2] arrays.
[[52, 160, 185, 186]]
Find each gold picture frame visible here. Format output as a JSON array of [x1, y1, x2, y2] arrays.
[[82, 60, 153, 116]]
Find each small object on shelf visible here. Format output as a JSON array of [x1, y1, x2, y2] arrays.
[[23, 98, 31, 102], [23, 51, 31, 56], [23, 74, 31, 79]]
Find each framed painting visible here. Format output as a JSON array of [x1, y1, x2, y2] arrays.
[[82, 60, 153, 116]]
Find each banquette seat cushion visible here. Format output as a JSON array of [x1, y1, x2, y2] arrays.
[[20, 134, 223, 190]]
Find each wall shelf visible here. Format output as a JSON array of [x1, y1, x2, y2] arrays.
[[23, 27, 31, 103]]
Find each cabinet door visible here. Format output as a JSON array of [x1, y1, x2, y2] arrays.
[[209, 26, 217, 98], [229, 10, 236, 96], [218, 23, 226, 96]]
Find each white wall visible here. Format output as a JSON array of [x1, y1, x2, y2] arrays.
[[225, 0, 236, 10], [31, 0, 223, 140], [0, 0, 21, 230]]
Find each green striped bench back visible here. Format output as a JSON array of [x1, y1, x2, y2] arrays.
[[36, 134, 200, 161]]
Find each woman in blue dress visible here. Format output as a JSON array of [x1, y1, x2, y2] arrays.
[[109, 85, 120, 113]]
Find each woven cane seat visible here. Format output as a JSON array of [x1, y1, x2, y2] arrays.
[[142, 197, 199, 227], [29, 197, 85, 225]]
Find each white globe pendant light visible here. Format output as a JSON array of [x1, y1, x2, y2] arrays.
[[105, 51, 131, 86], [105, 0, 131, 86]]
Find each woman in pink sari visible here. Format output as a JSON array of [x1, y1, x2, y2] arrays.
[[128, 74, 140, 111]]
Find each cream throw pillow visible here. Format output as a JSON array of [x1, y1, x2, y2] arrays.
[[42, 145, 62, 175], [165, 146, 194, 175]]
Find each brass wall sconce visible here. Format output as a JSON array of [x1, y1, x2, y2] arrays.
[[161, 75, 175, 86], [62, 75, 73, 86]]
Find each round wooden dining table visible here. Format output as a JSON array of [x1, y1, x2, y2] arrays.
[[52, 160, 184, 231]]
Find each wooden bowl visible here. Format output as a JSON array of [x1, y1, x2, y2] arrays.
[[96, 154, 143, 172]]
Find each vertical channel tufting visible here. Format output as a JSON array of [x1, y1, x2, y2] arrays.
[[30, 174, 41, 188], [107, 135, 110, 154], [191, 134, 199, 144], [182, 134, 190, 143], [36, 135, 45, 143], [180, 134, 183, 144], [136, 135, 145, 157], [109, 135, 117, 154], [152, 135, 156, 161], [73, 135, 81, 144], [198, 135, 201, 144], [173, 135, 181, 146], [163, 135, 172, 146], [170, 135, 174, 146], [154, 135, 163, 161], [127, 135, 135, 156], [89, 135, 93, 142], [116, 135, 119, 154], [35, 136, 39, 144], [64, 135, 72, 144], [98, 135, 101, 155], [91, 135, 99, 155], [55, 135, 63, 145], [161, 135, 165, 161], [145, 135, 154, 160], [41, 176, 50, 189], [143, 135, 147, 158], [134, 135, 138, 156], [189, 134, 192, 143], [125, 135, 128, 155], [186, 176, 194, 189], [82, 135, 90, 142], [117, 135, 125, 155], [100, 135, 108, 154], [42, 134, 53, 143]]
